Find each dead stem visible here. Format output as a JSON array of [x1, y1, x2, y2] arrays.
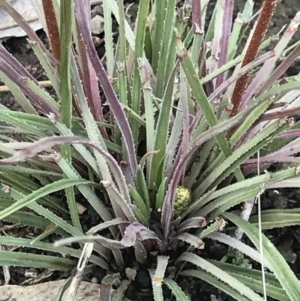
[[229, 0, 277, 117]]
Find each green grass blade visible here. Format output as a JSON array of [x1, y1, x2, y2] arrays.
[[181, 269, 254, 301], [0, 71, 37, 114], [152, 0, 167, 73], [150, 61, 179, 188], [131, 0, 150, 145], [177, 33, 245, 183], [59, 0, 80, 232], [178, 253, 264, 301], [30, 40, 61, 98], [209, 260, 289, 301], [155, 0, 176, 98], [250, 210, 300, 229], [223, 212, 300, 301], [129, 185, 150, 223], [104, 0, 115, 78], [0, 250, 75, 270], [0, 179, 92, 220], [193, 121, 287, 198], [164, 278, 191, 301]]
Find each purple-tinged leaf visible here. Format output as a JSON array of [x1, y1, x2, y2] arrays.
[[279, 129, 300, 138], [56, 223, 161, 249], [120, 161, 134, 187], [256, 43, 300, 97], [208, 51, 274, 102], [55, 223, 161, 249], [0, 136, 130, 203], [76, 26, 107, 133], [245, 156, 300, 165], [0, 47, 59, 117], [99, 281, 113, 301], [209, 1, 224, 78], [179, 67, 190, 182], [244, 138, 300, 167], [74, 0, 137, 175], [261, 139, 300, 158], [258, 106, 300, 123], [122, 223, 161, 247], [241, 12, 300, 110], [192, 0, 202, 30], [161, 91, 273, 236], [177, 217, 206, 234], [100, 275, 120, 301], [215, 0, 234, 88], [0, 46, 34, 80], [175, 233, 205, 249]]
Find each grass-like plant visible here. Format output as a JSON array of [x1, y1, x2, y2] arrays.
[[1, 0, 300, 300]]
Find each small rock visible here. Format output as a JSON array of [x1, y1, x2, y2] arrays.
[[76, 202, 87, 215], [125, 267, 137, 281], [91, 15, 104, 35]]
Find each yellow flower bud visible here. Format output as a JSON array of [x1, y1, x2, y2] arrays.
[[174, 186, 191, 216]]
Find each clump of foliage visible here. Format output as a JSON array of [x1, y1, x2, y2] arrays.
[[1, 0, 300, 300]]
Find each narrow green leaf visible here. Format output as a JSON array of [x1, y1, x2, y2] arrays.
[[223, 212, 300, 301], [131, 0, 150, 145], [155, 177, 167, 211], [0, 250, 75, 271], [0, 236, 108, 268], [30, 40, 61, 98], [250, 211, 300, 229], [178, 252, 264, 301], [150, 62, 179, 188], [177, 33, 245, 185], [194, 121, 287, 197], [152, 0, 167, 73], [164, 278, 191, 301], [155, 0, 176, 98], [0, 71, 37, 114], [128, 185, 150, 223], [181, 270, 253, 301], [0, 179, 92, 220], [136, 166, 150, 211], [209, 260, 289, 301]]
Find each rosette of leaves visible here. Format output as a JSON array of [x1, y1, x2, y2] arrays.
[[1, 0, 300, 300]]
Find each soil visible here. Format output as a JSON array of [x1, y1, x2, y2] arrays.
[[1, 1, 300, 301]]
